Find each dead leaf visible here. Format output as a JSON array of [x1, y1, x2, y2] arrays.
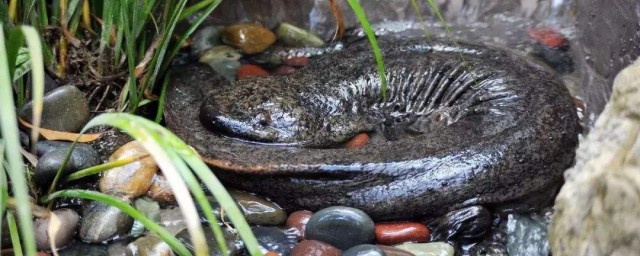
[[20, 148, 38, 167], [48, 212, 62, 256], [329, 0, 345, 42], [19, 118, 103, 142]]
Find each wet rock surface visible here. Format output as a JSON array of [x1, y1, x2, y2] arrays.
[[395, 242, 455, 256], [375, 222, 430, 245], [125, 235, 172, 256], [58, 242, 109, 256], [305, 206, 375, 250], [176, 226, 245, 256], [34, 209, 80, 250], [290, 240, 341, 256], [286, 210, 313, 240], [99, 140, 158, 198], [251, 226, 297, 255], [80, 200, 134, 243], [230, 190, 287, 226], [378, 245, 416, 256], [342, 244, 385, 256], [33, 141, 100, 186], [221, 23, 276, 54], [506, 213, 550, 256], [19, 85, 89, 132]]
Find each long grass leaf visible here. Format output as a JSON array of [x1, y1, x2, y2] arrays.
[[121, 1, 140, 112], [98, 0, 114, 74], [39, 0, 49, 27], [47, 190, 193, 256], [21, 26, 45, 155], [154, 73, 169, 123], [63, 153, 150, 183], [6, 212, 23, 256], [0, 142, 5, 252], [346, 0, 388, 101], [80, 113, 210, 255], [0, 26, 37, 256], [177, 0, 216, 21], [6, 29, 24, 82]]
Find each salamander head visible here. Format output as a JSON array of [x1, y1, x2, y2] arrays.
[[199, 83, 315, 144]]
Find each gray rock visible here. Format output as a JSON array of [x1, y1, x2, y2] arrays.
[[207, 59, 241, 82], [191, 26, 223, 57], [130, 197, 160, 237], [34, 148, 78, 187], [33, 141, 100, 187], [34, 208, 80, 250], [58, 243, 109, 256], [199, 45, 242, 64], [506, 214, 549, 256], [276, 22, 326, 47], [433, 206, 492, 241], [342, 244, 385, 256], [176, 226, 244, 256], [305, 206, 375, 250], [230, 190, 287, 226], [125, 235, 171, 256], [159, 207, 188, 235], [80, 200, 134, 243], [394, 242, 455, 256], [19, 85, 90, 132], [251, 226, 297, 255], [550, 58, 640, 255]]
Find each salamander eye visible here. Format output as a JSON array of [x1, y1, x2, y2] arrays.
[[257, 112, 272, 126]]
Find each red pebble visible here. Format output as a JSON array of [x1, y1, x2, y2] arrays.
[[273, 65, 297, 75], [264, 252, 279, 256], [345, 133, 369, 149], [283, 56, 309, 67], [291, 240, 342, 256], [375, 222, 431, 245], [528, 27, 568, 48], [286, 210, 313, 240], [237, 64, 269, 80]]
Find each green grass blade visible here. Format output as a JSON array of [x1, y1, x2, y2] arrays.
[[38, 0, 49, 27], [177, 0, 217, 21], [6, 212, 23, 256], [149, 119, 262, 256], [0, 142, 5, 252], [80, 113, 210, 256], [63, 153, 150, 182], [154, 73, 169, 123], [121, 1, 140, 112], [21, 25, 45, 155], [6, 29, 24, 82], [98, 0, 114, 74], [346, 0, 388, 101], [0, 26, 37, 256], [47, 190, 193, 256]]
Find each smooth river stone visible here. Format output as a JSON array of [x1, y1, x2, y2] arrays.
[[19, 85, 89, 132], [99, 140, 158, 198], [33, 148, 77, 187], [375, 222, 430, 245], [342, 244, 385, 256], [252, 226, 298, 255], [290, 240, 341, 256], [237, 64, 269, 80], [34, 208, 80, 250], [378, 245, 416, 256], [191, 25, 223, 57], [130, 197, 160, 237], [147, 174, 176, 205], [80, 200, 134, 243], [176, 226, 244, 256], [305, 206, 375, 250], [230, 190, 287, 226], [221, 23, 276, 54], [286, 210, 313, 240], [276, 22, 326, 47], [394, 242, 455, 256], [199, 45, 242, 64], [125, 235, 172, 256], [433, 206, 491, 241], [33, 141, 100, 187]]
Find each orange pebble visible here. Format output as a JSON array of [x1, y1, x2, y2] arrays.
[[528, 27, 568, 48], [265, 252, 279, 256], [345, 133, 369, 149], [237, 64, 269, 80], [375, 222, 431, 245]]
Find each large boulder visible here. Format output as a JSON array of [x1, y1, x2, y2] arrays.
[[550, 57, 640, 256]]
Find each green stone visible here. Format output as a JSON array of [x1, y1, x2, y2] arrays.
[[199, 45, 242, 64], [276, 22, 326, 47]]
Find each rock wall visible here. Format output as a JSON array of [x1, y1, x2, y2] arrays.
[[574, 0, 640, 119]]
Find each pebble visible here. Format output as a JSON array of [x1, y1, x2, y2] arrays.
[[237, 64, 269, 80], [34, 208, 80, 250], [530, 44, 574, 74], [19, 85, 90, 132], [346, 133, 369, 149], [199, 45, 242, 64], [80, 200, 134, 243], [272, 65, 297, 75], [159, 207, 188, 235], [99, 140, 159, 198], [305, 206, 375, 250], [147, 174, 176, 205], [433, 206, 491, 241], [394, 242, 455, 256], [33, 148, 78, 187], [465, 241, 508, 256], [176, 226, 244, 256], [208, 59, 242, 82], [286, 210, 313, 240], [252, 226, 298, 256], [58, 243, 109, 256], [229, 190, 288, 225], [377, 245, 416, 256], [252, 50, 283, 66], [33, 141, 100, 187], [290, 240, 341, 256], [342, 244, 385, 256], [282, 56, 309, 67], [125, 235, 171, 256], [375, 222, 430, 245], [505, 213, 550, 256], [221, 23, 276, 54], [528, 27, 568, 48], [20, 131, 29, 147], [191, 26, 223, 57], [130, 197, 160, 237], [276, 22, 326, 48]]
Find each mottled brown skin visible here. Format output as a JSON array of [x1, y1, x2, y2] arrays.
[[165, 38, 579, 220]]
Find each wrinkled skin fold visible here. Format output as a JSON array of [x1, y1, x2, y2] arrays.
[[165, 38, 579, 220]]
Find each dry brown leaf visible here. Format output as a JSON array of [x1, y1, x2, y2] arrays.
[[48, 212, 62, 256], [19, 118, 102, 142]]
